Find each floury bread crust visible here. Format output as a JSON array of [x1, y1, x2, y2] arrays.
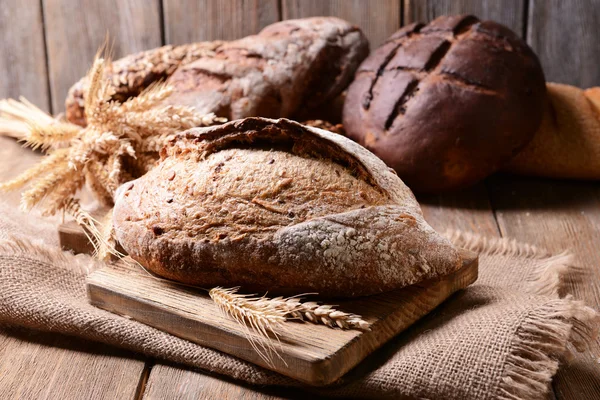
[[113, 118, 462, 297], [66, 17, 369, 126]]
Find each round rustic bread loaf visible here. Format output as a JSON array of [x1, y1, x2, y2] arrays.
[[343, 15, 546, 193], [113, 118, 462, 297]]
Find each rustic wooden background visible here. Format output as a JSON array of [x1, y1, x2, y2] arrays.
[[1, 1, 600, 399], [1, 0, 599, 115]]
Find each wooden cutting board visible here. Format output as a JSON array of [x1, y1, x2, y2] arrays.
[[86, 249, 477, 386]]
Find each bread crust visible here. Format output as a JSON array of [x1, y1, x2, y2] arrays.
[[66, 17, 368, 126], [65, 42, 222, 127], [113, 118, 462, 297]]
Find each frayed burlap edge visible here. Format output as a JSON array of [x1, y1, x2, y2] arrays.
[[0, 235, 102, 275], [444, 230, 599, 400], [445, 230, 573, 297], [496, 298, 599, 400]]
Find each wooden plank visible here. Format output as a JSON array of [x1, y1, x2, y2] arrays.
[[418, 183, 501, 236], [0, 137, 43, 208], [488, 175, 600, 400], [42, 0, 163, 113], [282, 0, 402, 48], [162, 0, 280, 44], [59, 219, 97, 254], [527, 0, 600, 87], [404, 0, 525, 35], [0, 327, 146, 399], [0, 0, 50, 111], [143, 365, 293, 400], [87, 252, 477, 386]]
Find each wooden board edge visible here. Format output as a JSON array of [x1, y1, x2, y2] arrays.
[[86, 275, 321, 383], [86, 251, 477, 386]]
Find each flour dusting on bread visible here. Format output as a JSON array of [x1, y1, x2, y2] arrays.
[[113, 118, 462, 297]]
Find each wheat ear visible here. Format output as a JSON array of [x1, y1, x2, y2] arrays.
[[0, 97, 57, 140], [62, 198, 104, 254], [209, 287, 287, 365], [0, 149, 69, 192], [258, 297, 370, 330], [27, 121, 81, 150]]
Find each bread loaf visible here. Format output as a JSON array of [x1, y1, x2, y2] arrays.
[[342, 15, 546, 193], [66, 17, 369, 126], [504, 83, 600, 179], [113, 118, 462, 297]]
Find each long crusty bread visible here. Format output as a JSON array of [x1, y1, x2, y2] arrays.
[[113, 118, 462, 297], [505, 83, 600, 179], [66, 17, 369, 127]]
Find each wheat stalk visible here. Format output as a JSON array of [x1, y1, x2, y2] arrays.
[[209, 287, 287, 365], [211, 289, 369, 330], [210, 287, 370, 361], [26, 121, 81, 150], [0, 148, 69, 192], [61, 198, 104, 254], [209, 287, 370, 364], [121, 81, 174, 112], [257, 297, 370, 330], [96, 208, 124, 261]]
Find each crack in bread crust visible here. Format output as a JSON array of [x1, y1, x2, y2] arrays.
[[122, 147, 388, 242]]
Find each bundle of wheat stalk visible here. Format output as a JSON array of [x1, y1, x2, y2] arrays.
[[0, 57, 224, 257]]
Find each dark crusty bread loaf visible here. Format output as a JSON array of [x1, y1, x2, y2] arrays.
[[113, 118, 462, 297], [343, 15, 546, 193], [66, 17, 369, 126]]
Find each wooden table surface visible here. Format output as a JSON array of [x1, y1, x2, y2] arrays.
[[0, 136, 598, 399]]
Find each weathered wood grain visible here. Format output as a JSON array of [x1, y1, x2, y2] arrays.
[[0, 328, 146, 400], [418, 183, 501, 237], [42, 0, 163, 113], [143, 365, 296, 400], [87, 252, 477, 386], [404, 0, 525, 34], [0, 138, 43, 207], [527, 0, 600, 87], [282, 0, 401, 47], [0, 0, 50, 111], [162, 0, 280, 44], [488, 175, 600, 400]]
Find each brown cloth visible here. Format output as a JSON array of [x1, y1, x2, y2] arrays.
[[0, 203, 597, 400]]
